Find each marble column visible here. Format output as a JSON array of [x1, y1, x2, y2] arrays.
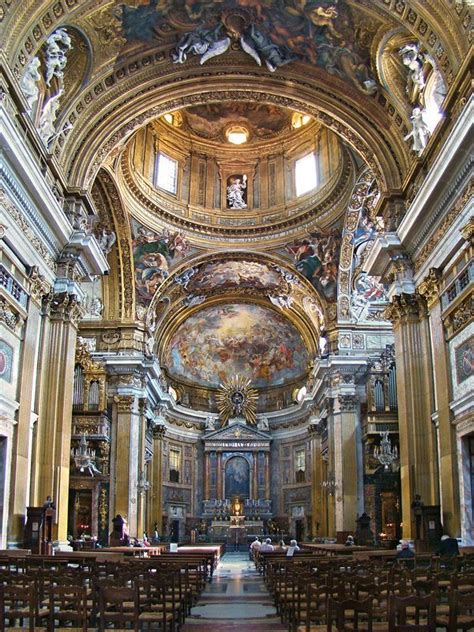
[[216, 453, 222, 500], [113, 394, 140, 536], [308, 422, 323, 538], [332, 394, 361, 537], [34, 292, 83, 545], [150, 425, 165, 535], [385, 293, 438, 539], [418, 270, 460, 535], [264, 452, 270, 500], [204, 452, 210, 500], [9, 274, 49, 545]]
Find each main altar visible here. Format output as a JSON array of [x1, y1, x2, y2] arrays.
[[201, 377, 272, 543]]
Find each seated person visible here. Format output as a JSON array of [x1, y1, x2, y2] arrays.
[[250, 537, 261, 554], [345, 534, 355, 546], [396, 539, 415, 567], [438, 534, 459, 557], [278, 539, 287, 551], [286, 539, 300, 557], [259, 537, 274, 552]]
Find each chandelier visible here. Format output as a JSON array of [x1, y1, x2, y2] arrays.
[[374, 431, 398, 471], [72, 434, 98, 475]]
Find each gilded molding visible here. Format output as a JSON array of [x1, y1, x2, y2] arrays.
[[0, 296, 22, 331], [414, 181, 473, 272], [443, 292, 474, 340], [28, 266, 51, 306], [460, 216, 474, 245], [0, 189, 57, 272]]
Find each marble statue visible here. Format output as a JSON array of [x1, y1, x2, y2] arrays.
[[227, 175, 247, 209], [205, 414, 218, 431], [89, 297, 103, 318], [399, 43, 425, 94], [404, 107, 430, 155], [97, 228, 117, 255], [172, 23, 230, 65], [257, 416, 270, 431], [20, 57, 41, 112], [38, 89, 63, 145], [45, 28, 72, 87]]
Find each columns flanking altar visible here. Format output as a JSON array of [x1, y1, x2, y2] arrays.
[[201, 417, 271, 519]]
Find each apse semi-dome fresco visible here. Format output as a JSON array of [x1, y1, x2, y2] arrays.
[[164, 303, 309, 389]]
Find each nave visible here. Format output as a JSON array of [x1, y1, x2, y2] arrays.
[[182, 552, 286, 631]]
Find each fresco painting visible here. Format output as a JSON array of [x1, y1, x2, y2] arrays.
[[132, 219, 192, 306], [189, 260, 281, 293], [164, 303, 309, 389], [119, 1, 376, 94], [285, 229, 341, 302]]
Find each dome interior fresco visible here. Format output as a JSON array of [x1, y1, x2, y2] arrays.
[[162, 302, 311, 391]]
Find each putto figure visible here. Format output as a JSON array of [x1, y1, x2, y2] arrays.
[[227, 175, 247, 209]]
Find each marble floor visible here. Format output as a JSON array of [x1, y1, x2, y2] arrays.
[[181, 552, 287, 631]]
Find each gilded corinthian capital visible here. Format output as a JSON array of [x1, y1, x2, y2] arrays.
[[417, 268, 441, 308]]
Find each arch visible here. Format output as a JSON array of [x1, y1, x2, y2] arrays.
[[58, 68, 407, 193]]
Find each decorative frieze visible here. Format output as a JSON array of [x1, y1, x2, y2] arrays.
[[443, 293, 474, 339]]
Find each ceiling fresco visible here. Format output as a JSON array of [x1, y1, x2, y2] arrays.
[[131, 218, 197, 307], [163, 303, 310, 389], [185, 260, 282, 293], [119, 0, 376, 94], [180, 102, 291, 141], [284, 228, 341, 303]]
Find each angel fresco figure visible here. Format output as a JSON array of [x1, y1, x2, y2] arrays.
[[227, 175, 247, 209], [172, 23, 231, 65]]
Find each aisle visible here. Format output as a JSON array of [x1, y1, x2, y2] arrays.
[[181, 552, 287, 631]]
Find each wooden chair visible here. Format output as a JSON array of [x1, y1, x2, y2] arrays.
[[48, 585, 88, 631], [327, 596, 373, 631], [295, 583, 329, 632], [136, 577, 177, 632], [98, 585, 139, 631], [0, 584, 35, 631], [388, 594, 436, 631], [436, 589, 474, 631]]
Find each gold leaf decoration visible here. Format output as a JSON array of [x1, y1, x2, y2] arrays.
[[216, 375, 258, 426]]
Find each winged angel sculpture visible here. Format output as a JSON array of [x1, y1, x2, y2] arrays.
[[172, 23, 232, 65], [172, 19, 295, 71]]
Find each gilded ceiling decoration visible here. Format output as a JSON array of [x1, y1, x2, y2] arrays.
[[162, 302, 310, 390]]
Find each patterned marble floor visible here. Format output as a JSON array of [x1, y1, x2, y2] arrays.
[[181, 552, 287, 631]]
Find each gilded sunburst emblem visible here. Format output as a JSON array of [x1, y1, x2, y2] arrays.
[[216, 375, 258, 426]]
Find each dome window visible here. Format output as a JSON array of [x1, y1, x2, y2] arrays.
[[295, 152, 317, 196], [225, 125, 249, 145]]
